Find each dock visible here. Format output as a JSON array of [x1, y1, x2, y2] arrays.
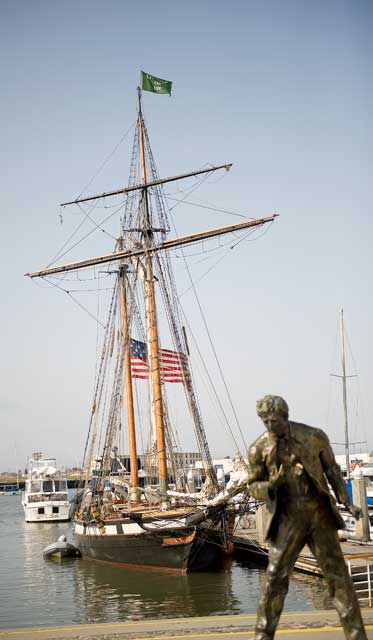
[[1, 610, 373, 640], [233, 523, 373, 578]]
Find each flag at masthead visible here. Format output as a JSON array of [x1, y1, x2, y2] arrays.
[[141, 71, 172, 95]]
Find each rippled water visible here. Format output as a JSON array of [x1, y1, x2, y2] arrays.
[[0, 496, 332, 629]]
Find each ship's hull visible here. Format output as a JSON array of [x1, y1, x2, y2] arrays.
[[74, 518, 223, 573]]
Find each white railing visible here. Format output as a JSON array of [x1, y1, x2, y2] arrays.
[[27, 493, 68, 503], [347, 558, 372, 607]]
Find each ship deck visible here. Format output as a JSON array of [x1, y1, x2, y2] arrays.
[[108, 505, 197, 518]]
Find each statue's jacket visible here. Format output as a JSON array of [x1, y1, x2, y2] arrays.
[[247, 421, 351, 538]]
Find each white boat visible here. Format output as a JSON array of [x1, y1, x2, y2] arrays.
[[0, 484, 20, 496], [360, 465, 373, 507], [22, 455, 71, 523]]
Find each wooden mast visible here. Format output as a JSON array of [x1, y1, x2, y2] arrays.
[[137, 87, 168, 496], [117, 239, 140, 500]]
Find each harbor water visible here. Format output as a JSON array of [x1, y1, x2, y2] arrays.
[[0, 495, 332, 629]]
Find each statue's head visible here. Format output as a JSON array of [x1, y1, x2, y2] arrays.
[[256, 395, 289, 419], [256, 395, 289, 437]]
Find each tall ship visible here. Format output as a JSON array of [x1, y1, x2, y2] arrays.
[[22, 453, 70, 523], [26, 73, 277, 571]]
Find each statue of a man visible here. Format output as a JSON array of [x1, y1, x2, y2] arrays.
[[248, 394, 367, 640]]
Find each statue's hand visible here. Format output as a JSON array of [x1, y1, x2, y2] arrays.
[[268, 464, 286, 490], [348, 504, 363, 520]]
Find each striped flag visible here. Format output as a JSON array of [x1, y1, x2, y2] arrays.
[[159, 348, 189, 383], [130, 339, 190, 384]]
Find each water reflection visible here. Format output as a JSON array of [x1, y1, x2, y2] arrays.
[[0, 498, 333, 629], [72, 556, 241, 623], [235, 559, 332, 613], [18, 508, 77, 628], [288, 570, 332, 611]]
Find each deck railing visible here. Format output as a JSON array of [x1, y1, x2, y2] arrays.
[[347, 556, 373, 607], [27, 493, 68, 503]]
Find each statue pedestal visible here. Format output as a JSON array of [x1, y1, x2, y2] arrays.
[[351, 467, 370, 542], [256, 504, 269, 546]]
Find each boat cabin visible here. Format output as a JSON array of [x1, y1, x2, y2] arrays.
[[25, 478, 68, 502]]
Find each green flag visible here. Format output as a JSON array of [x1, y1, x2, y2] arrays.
[[141, 71, 172, 95]]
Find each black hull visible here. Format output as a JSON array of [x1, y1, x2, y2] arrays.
[[74, 525, 223, 573]]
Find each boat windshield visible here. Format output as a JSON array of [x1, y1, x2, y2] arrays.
[[54, 480, 67, 492], [30, 481, 42, 493], [42, 480, 53, 493]]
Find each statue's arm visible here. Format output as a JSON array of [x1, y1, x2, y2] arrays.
[[247, 446, 274, 502], [319, 433, 351, 505], [320, 434, 363, 520]]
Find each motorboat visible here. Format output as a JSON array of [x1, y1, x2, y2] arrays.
[[22, 454, 71, 522]]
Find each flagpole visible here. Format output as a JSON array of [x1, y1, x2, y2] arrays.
[[137, 85, 142, 118]]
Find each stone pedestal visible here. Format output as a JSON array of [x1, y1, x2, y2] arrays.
[[256, 503, 269, 546], [351, 466, 370, 541]]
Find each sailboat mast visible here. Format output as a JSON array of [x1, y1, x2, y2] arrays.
[[340, 308, 350, 480], [137, 87, 168, 495], [117, 241, 139, 500]]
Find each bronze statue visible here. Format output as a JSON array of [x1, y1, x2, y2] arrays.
[[248, 395, 367, 640]]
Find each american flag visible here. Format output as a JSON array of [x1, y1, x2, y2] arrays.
[[130, 339, 190, 384]]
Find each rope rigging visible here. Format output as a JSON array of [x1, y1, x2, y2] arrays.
[[35, 97, 277, 524]]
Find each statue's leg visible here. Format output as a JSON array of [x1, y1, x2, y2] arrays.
[[255, 514, 306, 640], [309, 505, 367, 640]]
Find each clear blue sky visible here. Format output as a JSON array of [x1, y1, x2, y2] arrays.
[[1, 0, 372, 471]]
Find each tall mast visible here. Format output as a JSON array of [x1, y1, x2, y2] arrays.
[[137, 87, 168, 495], [117, 239, 140, 501], [340, 308, 350, 480]]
